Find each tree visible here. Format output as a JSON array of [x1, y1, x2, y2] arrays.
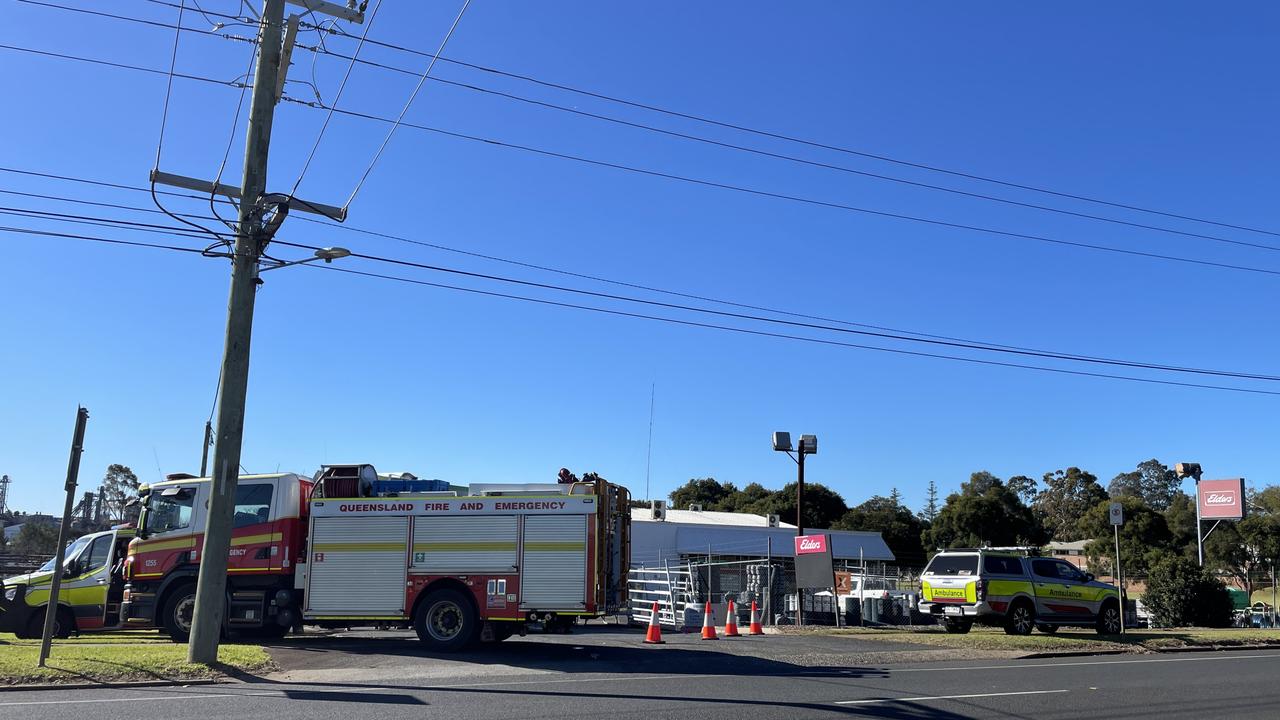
[[920, 480, 940, 523], [1006, 475, 1038, 504], [748, 482, 848, 530], [924, 473, 1048, 550], [668, 478, 737, 511], [1108, 459, 1179, 511], [12, 522, 59, 556], [1034, 467, 1108, 541], [99, 464, 140, 523], [1079, 496, 1175, 578], [721, 482, 771, 513], [1163, 491, 1198, 559], [1143, 556, 1234, 628], [834, 495, 926, 567]]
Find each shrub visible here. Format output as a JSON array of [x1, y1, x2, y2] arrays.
[[1142, 557, 1234, 628]]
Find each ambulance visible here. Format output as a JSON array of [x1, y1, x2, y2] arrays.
[[0, 526, 135, 638], [918, 548, 1122, 635]]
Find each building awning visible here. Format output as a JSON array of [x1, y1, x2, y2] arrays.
[[631, 521, 894, 566]]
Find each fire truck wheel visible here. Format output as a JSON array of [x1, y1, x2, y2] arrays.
[[413, 588, 478, 652], [162, 584, 198, 643]]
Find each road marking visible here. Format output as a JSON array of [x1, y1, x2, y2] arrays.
[[0, 694, 224, 708], [836, 689, 1069, 705], [892, 652, 1280, 673]]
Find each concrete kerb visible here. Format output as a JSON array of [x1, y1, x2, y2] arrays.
[[0, 678, 222, 693]]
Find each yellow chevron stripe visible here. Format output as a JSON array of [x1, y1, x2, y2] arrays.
[[231, 532, 282, 546], [134, 536, 197, 553]]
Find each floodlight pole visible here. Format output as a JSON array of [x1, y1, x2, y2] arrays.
[[796, 437, 806, 537]]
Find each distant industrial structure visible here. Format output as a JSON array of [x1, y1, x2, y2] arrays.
[[0, 474, 11, 516]]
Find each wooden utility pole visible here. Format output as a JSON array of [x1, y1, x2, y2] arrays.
[[186, 0, 286, 664], [38, 406, 88, 667]]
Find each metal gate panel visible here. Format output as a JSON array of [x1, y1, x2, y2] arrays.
[[412, 516, 518, 573], [521, 515, 587, 610], [306, 516, 408, 616]]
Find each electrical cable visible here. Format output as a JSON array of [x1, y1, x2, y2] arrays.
[[2, 168, 1277, 381], [208, 33, 262, 233], [289, 0, 384, 197], [29, 0, 1273, 251], [308, 263, 1280, 397], [2, 215, 1275, 396], [10, 41, 1280, 278], [268, 237, 1280, 383], [342, 0, 471, 211], [147, 0, 241, 246]]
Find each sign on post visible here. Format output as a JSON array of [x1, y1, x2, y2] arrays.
[[794, 534, 834, 588], [1198, 478, 1246, 520], [1109, 502, 1124, 526]]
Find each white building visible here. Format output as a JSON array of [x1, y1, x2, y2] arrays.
[[630, 506, 894, 567]]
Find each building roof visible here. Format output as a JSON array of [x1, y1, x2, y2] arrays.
[[1048, 540, 1090, 552], [631, 507, 797, 528]]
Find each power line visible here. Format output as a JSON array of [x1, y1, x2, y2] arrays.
[[26, 1, 1275, 252], [10, 40, 1280, 279], [269, 237, 1280, 383], [342, 0, 472, 211], [310, 264, 1280, 398], [3, 216, 1275, 396], [289, 0, 384, 196], [4, 169, 1278, 382], [292, 13, 1279, 240], [315, 102, 1280, 279]]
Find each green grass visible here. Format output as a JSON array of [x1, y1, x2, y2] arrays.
[[791, 625, 1280, 653], [0, 632, 275, 686]]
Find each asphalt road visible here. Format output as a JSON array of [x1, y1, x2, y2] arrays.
[[4, 637, 1280, 719]]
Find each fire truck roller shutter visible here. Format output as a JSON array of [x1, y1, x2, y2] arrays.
[[521, 515, 587, 610], [306, 516, 408, 616], [412, 516, 518, 573]]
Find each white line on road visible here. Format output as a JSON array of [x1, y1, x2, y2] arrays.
[[0, 694, 224, 708], [892, 652, 1280, 674], [836, 689, 1069, 705]]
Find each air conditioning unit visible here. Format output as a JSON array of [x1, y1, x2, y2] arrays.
[[688, 503, 704, 512], [650, 500, 667, 521], [767, 514, 780, 528]]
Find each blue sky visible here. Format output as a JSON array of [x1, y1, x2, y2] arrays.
[[1, 1, 1276, 517]]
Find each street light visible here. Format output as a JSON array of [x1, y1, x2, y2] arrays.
[[771, 432, 817, 535], [1176, 462, 1205, 566], [259, 246, 351, 272]]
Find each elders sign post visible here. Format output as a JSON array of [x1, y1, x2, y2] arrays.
[[795, 534, 839, 626]]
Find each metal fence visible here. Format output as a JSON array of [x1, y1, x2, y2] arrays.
[[629, 557, 932, 628]]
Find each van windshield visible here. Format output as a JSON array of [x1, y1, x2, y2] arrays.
[[924, 554, 979, 576], [37, 535, 93, 573]]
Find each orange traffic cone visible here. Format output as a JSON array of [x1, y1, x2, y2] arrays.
[[643, 602, 665, 644], [700, 601, 718, 640], [724, 600, 741, 637], [748, 601, 764, 635]]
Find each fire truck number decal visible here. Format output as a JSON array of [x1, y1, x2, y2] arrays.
[[312, 497, 597, 517]]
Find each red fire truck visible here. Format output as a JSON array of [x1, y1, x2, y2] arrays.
[[121, 464, 631, 650]]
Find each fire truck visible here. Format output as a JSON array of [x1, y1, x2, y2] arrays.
[[121, 464, 631, 650]]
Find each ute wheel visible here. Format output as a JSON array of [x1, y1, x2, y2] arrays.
[[1096, 602, 1122, 636], [1004, 601, 1035, 636], [24, 607, 74, 640], [942, 619, 971, 634], [161, 584, 197, 643], [1036, 623, 1059, 634], [414, 588, 478, 652]]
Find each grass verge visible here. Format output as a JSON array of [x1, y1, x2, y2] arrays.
[[0, 632, 275, 686], [785, 626, 1280, 653]]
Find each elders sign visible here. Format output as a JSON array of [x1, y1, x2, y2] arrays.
[[794, 533, 835, 589], [1198, 478, 1246, 521]]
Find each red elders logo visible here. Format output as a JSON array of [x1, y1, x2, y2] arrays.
[[795, 534, 828, 555], [1205, 492, 1236, 505]]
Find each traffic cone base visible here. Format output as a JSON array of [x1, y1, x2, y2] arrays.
[[724, 600, 741, 637], [748, 601, 764, 635], [701, 601, 718, 640], [643, 602, 665, 644]]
